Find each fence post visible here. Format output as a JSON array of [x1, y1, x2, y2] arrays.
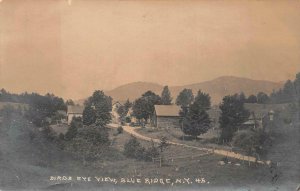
[[159, 157, 162, 167], [248, 156, 250, 167]]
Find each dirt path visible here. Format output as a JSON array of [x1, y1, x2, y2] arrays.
[[108, 124, 271, 165]]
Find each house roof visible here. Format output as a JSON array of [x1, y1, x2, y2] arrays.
[[113, 101, 123, 106], [57, 110, 67, 116], [154, 105, 181, 117], [67, 105, 84, 114]]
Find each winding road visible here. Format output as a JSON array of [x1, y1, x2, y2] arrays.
[[108, 124, 271, 165]]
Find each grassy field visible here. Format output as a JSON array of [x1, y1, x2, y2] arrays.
[[0, 102, 29, 110], [135, 127, 232, 151], [0, 112, 298, 190]]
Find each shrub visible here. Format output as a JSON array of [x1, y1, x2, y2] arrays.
[[66, 126, 110, 164], [42, 126, 57, 141], [65, 117, 82, 140], [117, 126, 123, 134], [135, 147, 146, 161], [232, 129, 269, 156], [158, 136, 168, 152], [144, 141, 159, 161], [124, 136, 142, 158], [283, 118, 292, 125], [125, 117, 131, 123], [124, 137, 160, 161], [58, 133, 65, 140]]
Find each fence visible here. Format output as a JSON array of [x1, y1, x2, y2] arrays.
[[152, 151, 213, 167]]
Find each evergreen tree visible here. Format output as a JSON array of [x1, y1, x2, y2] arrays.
[[219, 95, 250, 142], [117, 99, 132, 122], [66, 99, 75, 106], [294, 73, 300, 96], [180, 90, 211, 139], [176, 89, 194, 107], [83, 105, 96, 125], [239, 92, 246, 103], [161, 86, 172, 105], [257, 92, 270, 104], [193, 90, 211, 110]]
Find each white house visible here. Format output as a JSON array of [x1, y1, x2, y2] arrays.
[[67, 105, 84, 125]]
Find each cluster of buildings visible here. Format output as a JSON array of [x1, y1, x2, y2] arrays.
[[64, 102, 281, 131]]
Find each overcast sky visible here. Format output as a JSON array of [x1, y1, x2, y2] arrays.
[[1, 0, 300, 99]]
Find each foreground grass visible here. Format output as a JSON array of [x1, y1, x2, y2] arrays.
[[1, 114, 297, 190]]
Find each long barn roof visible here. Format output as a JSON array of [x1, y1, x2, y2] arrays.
[[154, 105, 181, 117], [67, 105, 84, 114]]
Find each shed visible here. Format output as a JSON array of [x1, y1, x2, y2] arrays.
[[152, 105, 181, 128]]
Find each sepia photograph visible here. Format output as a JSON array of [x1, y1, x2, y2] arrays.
[[0, 0, 300, 190]]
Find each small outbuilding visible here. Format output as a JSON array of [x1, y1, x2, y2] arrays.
[[152, 105, 181, 128]]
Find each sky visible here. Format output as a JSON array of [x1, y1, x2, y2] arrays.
[[0, 0, 300, 99]]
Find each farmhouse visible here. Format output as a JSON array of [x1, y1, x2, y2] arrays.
[[152, 105, 181, 128], [67, 105, 84, 125], [111, 101, 123, 123], [241, 103, 286, 129]]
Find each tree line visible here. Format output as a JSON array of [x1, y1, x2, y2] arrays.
[[240, 72, 300, 104]]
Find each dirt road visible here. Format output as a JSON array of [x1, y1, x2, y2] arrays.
[[108, 124, 271, 165]]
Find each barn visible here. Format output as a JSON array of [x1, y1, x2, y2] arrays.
[[67, 105, 84, 125], [152, 105, 181, 128]]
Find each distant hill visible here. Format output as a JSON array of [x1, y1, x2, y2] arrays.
[[106, 82, 163, 103], [169, 76, 284, 104], [77, 76, 284, 105]]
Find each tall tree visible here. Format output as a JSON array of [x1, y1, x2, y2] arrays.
[[239, 92, 246, 103], [246, 94, 257, 103], [176, 89, 194, 107], [117, 99, 132, 122], [66, 99, 75, 106], [132, 91, 161, 122], [180, 90, 211, 139], [294, 72, 300, 96], [83, 90, 112, 127], [193, 90, 211, 110], [83, 105, 96, 126], [270, 73, 300, 104], [219, 95, 250, 142], [161, 86, 172, 105], [257, 92, 270, 104], [132, 98, 149, 121]]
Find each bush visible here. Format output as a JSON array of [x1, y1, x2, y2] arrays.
[[125, 117, 131, 123], [232, 129, 269, 156], [283, 118, 292, 125], [58, 133, 65, 140], [124, 137, 160, 161], [124, 136, 142, 158], [158, 136, 168, 152], [66, 126, 110, 164], [144, 141, 159, 161], [42, 126, 57, 141], [65, 117, 82, 140], [117, 126, 123, 134]]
